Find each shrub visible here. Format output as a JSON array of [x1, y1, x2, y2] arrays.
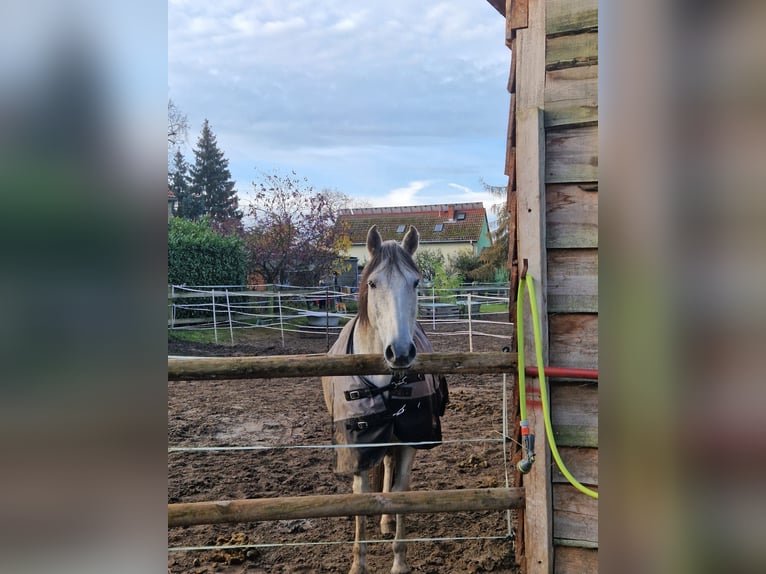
[[168, 217, 245, 286]]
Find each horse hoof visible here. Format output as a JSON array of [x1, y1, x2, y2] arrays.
[[391, 565, 411, 574]]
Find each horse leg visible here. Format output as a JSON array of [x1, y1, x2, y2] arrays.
[[350, 471, 370, 574], [380, 451, 396, 535], [390, 446, 416, 574]]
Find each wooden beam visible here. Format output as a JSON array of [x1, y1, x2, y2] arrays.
[[514, 0, 546, 110], [169, 487, 526, 527], [508, 0, 529, 30], [505, 94, 516, 177], [486, 0, 506, 18], [508, 35, 517, 91], [516, 104, 552, 574], [168, 352, 518, 381]]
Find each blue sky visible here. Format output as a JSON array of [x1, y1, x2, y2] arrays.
[[169, 1, 510, 222]]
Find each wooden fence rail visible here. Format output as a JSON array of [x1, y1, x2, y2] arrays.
[[168, 351, 518, 380], [169, 487, 525, 527], [169, 350, 522, 530]]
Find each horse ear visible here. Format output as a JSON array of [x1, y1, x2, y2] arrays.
[[402, 226, 419, 255], [366, 225, 382, 257]]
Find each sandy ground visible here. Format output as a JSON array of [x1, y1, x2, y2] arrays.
[[168, 319, 522, 573]]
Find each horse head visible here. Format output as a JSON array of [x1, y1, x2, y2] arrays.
[[358, 225, 421, 369]]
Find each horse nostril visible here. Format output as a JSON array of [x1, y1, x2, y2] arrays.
[[384, 343, 417, 367]]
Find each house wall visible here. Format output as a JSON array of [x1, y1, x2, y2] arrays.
[[477, 219, 493, 252]]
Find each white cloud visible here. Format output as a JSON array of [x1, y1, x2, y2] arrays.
[[188, 16, 215, 34], [262, 17, 306, 35], [378, 181, 433, 206], [333, 17, 357, 32], [169, 1, 510, 216], [230, 12, 256, 35], [448, 183, 473, 194]]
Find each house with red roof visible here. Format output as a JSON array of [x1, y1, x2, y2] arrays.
[[337, 202, 492, 265]]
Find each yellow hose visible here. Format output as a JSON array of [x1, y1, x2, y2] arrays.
[[517, 275, 599, 499]]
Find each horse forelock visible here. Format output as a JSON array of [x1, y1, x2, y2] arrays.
[[357, 241, 419, 327]]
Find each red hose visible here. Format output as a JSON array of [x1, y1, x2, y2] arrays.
[[524, 366, 598, 380]]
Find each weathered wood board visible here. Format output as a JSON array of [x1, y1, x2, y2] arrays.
[[550, 382, 598, 447], [549, 313, 598, 370], [545, 183, 598, 248], [553, 483, 598, 544], [552, 446, 598, 485], [547, 248, 598, 313], [546, 0, 598, 36], [545, 125, 598, 183], [554, 545, 598, 574], [546, 32, 598, 70], [544, 65, 598, 128]]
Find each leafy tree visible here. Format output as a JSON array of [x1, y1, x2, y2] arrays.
[[168, 216, 246, 285], [244, 172, 351, 285], [168, 149, 203, 220], [449, 250, 488, 282], [416, 249, 461, 302], [189, 119, 242, 231], [431, 259, 462, 293], [414, 249, 446, 284], [469, 180, 510, 282]]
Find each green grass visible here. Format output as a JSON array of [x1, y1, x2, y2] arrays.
[[480, 302, 509, 314], [168, 328, 221, 344]]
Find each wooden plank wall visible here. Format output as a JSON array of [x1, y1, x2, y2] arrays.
[[544, 0, 598, 571], [498, 0, 598, 570]]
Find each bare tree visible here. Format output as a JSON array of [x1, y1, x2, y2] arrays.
[[167, 99, 189, 149], [244, 173, 351, 285]]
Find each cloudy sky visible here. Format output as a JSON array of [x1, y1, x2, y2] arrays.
[[169, 0, 510, 219]]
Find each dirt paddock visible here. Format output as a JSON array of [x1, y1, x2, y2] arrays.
[[168, 320, 521, 573]]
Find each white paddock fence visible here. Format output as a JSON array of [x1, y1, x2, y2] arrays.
[[168, 283, 511, 349]]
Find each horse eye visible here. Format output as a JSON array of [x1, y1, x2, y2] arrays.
[[414, 279, 420, 289], [367, 280, 376, 289]]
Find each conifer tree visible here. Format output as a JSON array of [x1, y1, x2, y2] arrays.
[[168, 149, 204, 220], [188, 119, 242, 230]]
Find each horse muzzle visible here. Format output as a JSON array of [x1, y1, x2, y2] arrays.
[[384, 341, 417, 369]]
